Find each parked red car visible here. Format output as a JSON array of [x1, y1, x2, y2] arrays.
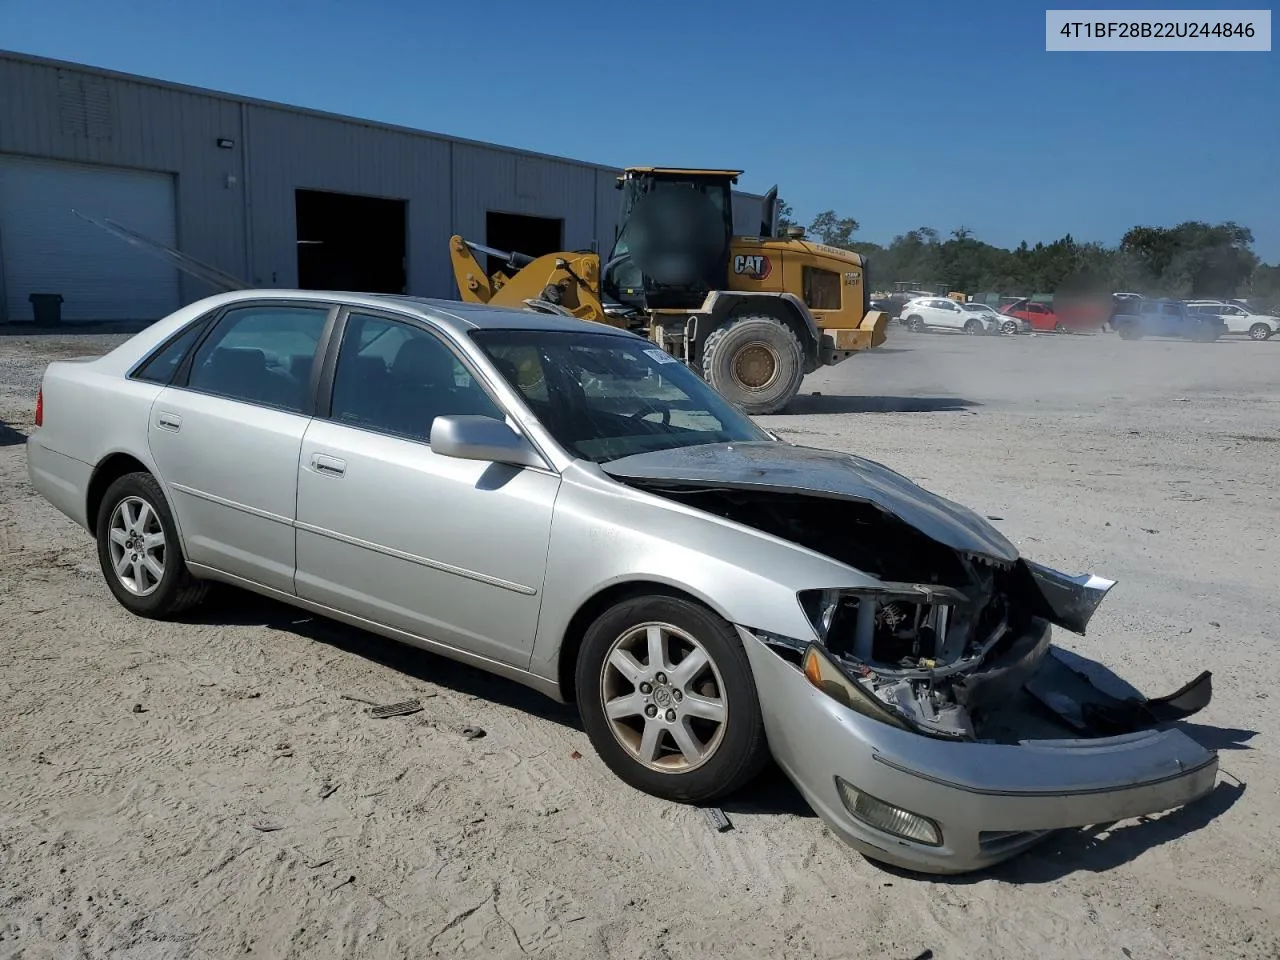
[[999, 298, 1104, 333]]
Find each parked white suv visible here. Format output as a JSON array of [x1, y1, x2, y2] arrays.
[[1186, 301, 1279, 340], [900, 297, 997, 334]]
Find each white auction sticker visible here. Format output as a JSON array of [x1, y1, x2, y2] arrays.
[[1046, 10, 1271, 50], [644, 348, 678, 364]]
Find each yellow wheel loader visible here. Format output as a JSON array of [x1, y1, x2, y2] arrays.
[[449, 167, 888, 415]]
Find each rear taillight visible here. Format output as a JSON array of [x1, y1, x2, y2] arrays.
[[34, 386, 43, 427]]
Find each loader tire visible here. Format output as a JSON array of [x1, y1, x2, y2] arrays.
[[701, 314, 805, 415]]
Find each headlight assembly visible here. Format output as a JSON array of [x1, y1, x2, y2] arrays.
[[798, 583, 969, 663], [801, 644, 912, 731]]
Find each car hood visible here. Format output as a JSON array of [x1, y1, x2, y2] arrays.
[[601, 441, 1019, 563]]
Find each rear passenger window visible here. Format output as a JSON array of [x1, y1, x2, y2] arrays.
[[185, 305, 329, 412], [131, 317, 209, 385], [329, 313, 504, 444]]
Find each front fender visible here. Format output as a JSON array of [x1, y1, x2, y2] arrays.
[[528, 464, 873, 685]]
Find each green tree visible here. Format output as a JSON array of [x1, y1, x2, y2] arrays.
[[809, 210, 860, 247], [775, 198, 797, 235]]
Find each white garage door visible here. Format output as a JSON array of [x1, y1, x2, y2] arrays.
[[0, 155, 180, 322]]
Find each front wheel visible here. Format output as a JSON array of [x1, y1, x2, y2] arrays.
[[1001, 319, 1019, 336], [701, 314, 805, 415], [575, 595, 768, 804], [907, 315, 925, 333], [96, 472, 207, 618], [1054, 321, 1068, 334], [1249, 322, 1273, 341]]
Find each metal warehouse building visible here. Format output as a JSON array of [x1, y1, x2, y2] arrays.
[[0, 50, 765, 324]]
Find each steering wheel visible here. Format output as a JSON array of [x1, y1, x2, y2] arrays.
[[630, 405, 670, 427]]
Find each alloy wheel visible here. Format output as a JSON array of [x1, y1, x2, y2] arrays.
[[599, 621, 728, 773], [107, 496, 166, 597]]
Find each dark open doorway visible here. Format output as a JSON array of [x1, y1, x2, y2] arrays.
[[485, 212, 564, 275], [295, 189, 407, 293]]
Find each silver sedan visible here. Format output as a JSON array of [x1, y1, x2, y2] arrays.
[[26, 290, 1218, 874]]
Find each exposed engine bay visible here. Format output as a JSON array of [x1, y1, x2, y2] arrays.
[[620, 482, 1213, 744]]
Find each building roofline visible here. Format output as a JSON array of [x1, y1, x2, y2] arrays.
[[0, 48, 764, 199]]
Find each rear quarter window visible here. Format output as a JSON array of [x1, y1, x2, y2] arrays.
[[130, 318, 210, 385]]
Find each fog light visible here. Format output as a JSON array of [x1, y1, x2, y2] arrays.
[[836, 777, 942, 846]]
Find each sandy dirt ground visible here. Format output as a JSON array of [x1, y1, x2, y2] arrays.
[[1, 323, 1277, 959]]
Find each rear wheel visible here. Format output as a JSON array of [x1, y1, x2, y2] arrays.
[[575, 595, 768, 803], [701, 314, 805, 415], [1118, 323, 1143, 341], [95, 472, 207, 619], [963, 319, 982, 335], [1249, 322, 1273, 341]]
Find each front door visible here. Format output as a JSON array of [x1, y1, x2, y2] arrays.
[[148, 301, 335, 593], [293, 310, 561, 667]]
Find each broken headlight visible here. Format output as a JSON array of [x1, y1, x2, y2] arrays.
[[798, 584, 970, 668], [801, 644, 912, 731]]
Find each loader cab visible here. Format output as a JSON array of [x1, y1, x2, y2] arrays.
[[603, 167, 739, 311]]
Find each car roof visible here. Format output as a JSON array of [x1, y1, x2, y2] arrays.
[[194, 289, 644, 339]]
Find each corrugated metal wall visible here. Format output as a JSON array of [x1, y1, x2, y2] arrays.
[[241, 104, 455, 295], [0, 52, 765, 316], [0, 55, 247, 309]]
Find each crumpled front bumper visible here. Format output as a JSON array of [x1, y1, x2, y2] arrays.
[[738, 624, 1220, 874]]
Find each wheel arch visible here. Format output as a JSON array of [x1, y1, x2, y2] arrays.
[[86, 451, 190, 554], [556, 578, 734, 706], [87, 452, 155, 531], [700, 291, 820, 367]]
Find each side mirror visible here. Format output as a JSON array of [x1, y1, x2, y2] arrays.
[[430, 415, 547, 469]]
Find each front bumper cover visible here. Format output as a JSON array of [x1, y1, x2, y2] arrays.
[[739, 624, 1219, 874]]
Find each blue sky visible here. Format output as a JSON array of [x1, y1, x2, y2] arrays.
[[3, 0, 1278, 259]]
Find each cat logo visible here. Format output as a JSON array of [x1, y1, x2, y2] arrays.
[[733, 254, 772, 280]]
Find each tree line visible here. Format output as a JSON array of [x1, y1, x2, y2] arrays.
[[777, 201, 1280, 303]]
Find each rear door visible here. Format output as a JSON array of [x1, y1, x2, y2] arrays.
[[148, 300, 337, 593], [938, 300, 965, 329], [1219, 305, 1247, 333], [293, 309, 561, 667]]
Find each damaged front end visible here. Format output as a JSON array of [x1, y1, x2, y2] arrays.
[[785, 553, 1212, 744], [602, 441, 1220, 870], [787, 562, 1211, 745], [603, 445, 1212, 746]]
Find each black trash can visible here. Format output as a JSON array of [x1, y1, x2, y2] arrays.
[[29, 293, 65, 326]]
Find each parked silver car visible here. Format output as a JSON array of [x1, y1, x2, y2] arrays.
[[26, 290, 1219, 874]]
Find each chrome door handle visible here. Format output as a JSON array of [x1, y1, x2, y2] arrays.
[[312, 453, 346, 477], [157, 412, 182, 432]]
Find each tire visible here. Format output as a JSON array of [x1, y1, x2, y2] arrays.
[[907, 315, 925, 333], [1054, 321, 1067, 334], [575, 594, 768, 804], [95, 471, 207, 619], [963, 319, 982, 335], [1118, 324, 1142, 341], [701, 314, 805, 415], [1249, 323, 1273, 341], [1000, 319, 1018, 336]]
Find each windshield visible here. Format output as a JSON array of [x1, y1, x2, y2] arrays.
[[470, 328, 772, 463]]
